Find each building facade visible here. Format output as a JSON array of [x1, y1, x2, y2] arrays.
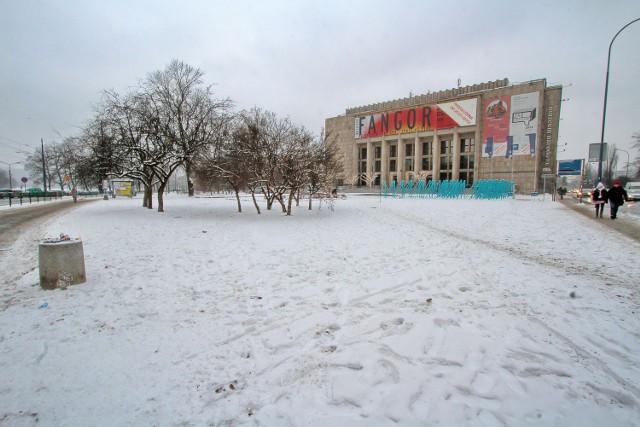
[[325, 79, 562, 194]]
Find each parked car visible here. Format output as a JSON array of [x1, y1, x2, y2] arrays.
[[0, 188, 14, 198], [24, 188, 45, 197], [625, 182, 640, 201]]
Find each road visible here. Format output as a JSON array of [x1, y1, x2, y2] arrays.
[[0, 199, 98, 251]]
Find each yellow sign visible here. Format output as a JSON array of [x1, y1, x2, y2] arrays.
[[113, 181, 132, 197]]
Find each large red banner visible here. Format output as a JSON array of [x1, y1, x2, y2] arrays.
[[354, 99, 477, 139], [483, 97, 510, 143]]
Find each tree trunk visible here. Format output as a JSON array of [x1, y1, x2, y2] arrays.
[[308, 191, 313, 210], [264, 188, 274, 210], [157, 183, 166, 212], [234, 187, 242, 213], [286, 190, 295, 215], [276, 194, 287, 213], [144, 186, 153, 209], [251, 192, 261, 214], [185, 161, 194, 197]]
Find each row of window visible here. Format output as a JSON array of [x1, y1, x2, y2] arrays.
[[363, 155, 475, 173], [368, 137, 475, 159], [358, 137, 475, 185]]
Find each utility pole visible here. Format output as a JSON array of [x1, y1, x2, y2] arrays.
[[41, 138, 47, 191], [597, 18, 640, 182]]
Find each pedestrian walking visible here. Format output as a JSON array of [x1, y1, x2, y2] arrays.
[[591, 183, 607, 218], [608, 180, 628, 220], [558, 186, 567, 200]]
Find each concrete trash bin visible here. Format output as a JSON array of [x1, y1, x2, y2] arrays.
[[39, 240, 87, 290]]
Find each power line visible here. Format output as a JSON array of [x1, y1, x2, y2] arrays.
[[0, 136, 37, 152]]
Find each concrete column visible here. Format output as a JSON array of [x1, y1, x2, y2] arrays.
[[353, 142, 360, 181], [474, 127, 482, 182], [433, 131, 441, 180], [452, 129, 461, 180], [397, 138, 405, 182], [381, 139, 389, 185], [366, 139, 374, 187], [414, 134, 422, 176]]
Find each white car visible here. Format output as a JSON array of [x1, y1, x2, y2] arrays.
[[625, 182, 640, 201]]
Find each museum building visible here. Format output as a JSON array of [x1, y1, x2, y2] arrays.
[[325, 78, 562, 194]]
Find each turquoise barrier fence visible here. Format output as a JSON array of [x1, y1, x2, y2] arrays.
[[469, 180, 514, 199], [383, 179, 513, 200]]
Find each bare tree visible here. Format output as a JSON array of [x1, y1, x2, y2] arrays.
[[47, 141, 73, 191], [193, 116, 252, 213], [279, 124, 314, 215], [24, 143, 63, 191], [61, 135, 89, 190], [92, 70, 230, 213], [142, 59, 232, 198], [23, 148, 45, 189], [233, 108, 285, 213], [307, 131, 341, 210], [94, 90, 161, 209], [631, 131, 640, 179], [83, 118, 119, 195], [196, 108, 341, 216]]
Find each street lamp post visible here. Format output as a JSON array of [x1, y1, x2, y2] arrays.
[[0, 161, 21, 189], [597, 17, 640, 183], [41, 138, 47, 192]]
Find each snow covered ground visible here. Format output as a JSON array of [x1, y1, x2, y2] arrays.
[[1, 193, 639, 426]]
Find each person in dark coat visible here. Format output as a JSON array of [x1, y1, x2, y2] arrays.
[[608, 180, 628, 220], [558, 186, 567, 200], [591, 183, 607, 218]]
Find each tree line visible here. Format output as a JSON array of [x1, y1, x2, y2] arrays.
[[23, 60, 341, 214]]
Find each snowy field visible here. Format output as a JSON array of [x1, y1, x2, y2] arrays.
[[1, 194, 639, 426]]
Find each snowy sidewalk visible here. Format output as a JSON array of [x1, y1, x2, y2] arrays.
[[559, 197, 640, 243]]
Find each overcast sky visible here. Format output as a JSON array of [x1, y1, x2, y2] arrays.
[[1, 0, 639, 179]]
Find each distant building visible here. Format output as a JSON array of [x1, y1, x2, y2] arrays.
[[325, 78, 562, 194]]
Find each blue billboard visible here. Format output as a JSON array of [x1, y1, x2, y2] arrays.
[[557, 159, 583, 176]]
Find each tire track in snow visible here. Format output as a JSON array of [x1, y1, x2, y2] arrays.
[[383, 204, 633, 289]]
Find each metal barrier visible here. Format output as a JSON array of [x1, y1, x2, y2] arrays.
[[383, 179, 514, 200]]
